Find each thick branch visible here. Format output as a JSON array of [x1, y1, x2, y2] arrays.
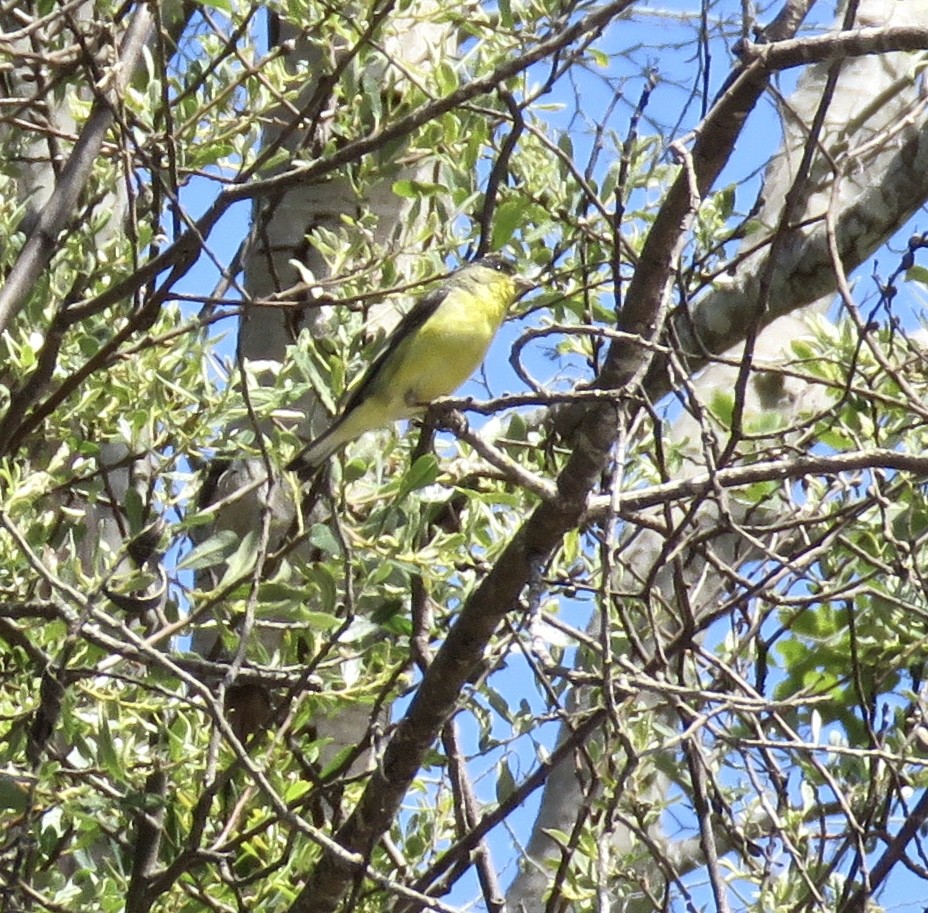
[[738, 24, 928, 70], [587, 447, 928, 517]]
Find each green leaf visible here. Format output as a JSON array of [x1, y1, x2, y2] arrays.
[[709, 389, 734, 427], [299, 610, 346, 631], [398, 454, 440, 498], [361, 71, 383, 121], [96, 711, 119, 772], [434, 61, 458, 96], [790, 338, 816, 360], [0, 774, 30, 812], [392, 179, 447, 199], [219, 529, 258, 587], [318, 744, 356, 779], [496, 757, 517, 805], [284, 780, 312, 803], [498, 0, 513, 28], [491, 200, 527, 250], [371, 599, 411, 634], [124, 487, 144, 534], [486, 685, 513, 722], [716, 184, 736, 219], [906, 264, 928, 284], [176, 530, 239, 571], [305, 564, 338, 610], [308, 522, 343, 557]]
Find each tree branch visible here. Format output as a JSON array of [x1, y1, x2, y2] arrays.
[[0, 3, 154, 335]]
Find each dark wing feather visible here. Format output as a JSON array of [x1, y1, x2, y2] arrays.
[[338, 284, 447, 415]]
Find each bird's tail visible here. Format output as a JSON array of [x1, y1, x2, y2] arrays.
[[284, 405, 369, 480], [284, 431, 339, 480]]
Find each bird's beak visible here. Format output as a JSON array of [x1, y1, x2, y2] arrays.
[[515, 275, 536, 295]]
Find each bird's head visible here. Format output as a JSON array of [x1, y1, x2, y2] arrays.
[[468, 254, 535, 295]]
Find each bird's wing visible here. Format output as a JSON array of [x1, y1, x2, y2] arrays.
[[338, 283, 447, 414]]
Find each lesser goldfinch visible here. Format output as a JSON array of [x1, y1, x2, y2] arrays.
[[286, 255, 531, 477]]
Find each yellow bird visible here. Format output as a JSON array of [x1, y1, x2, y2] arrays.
[[286, 255, 532, 478]]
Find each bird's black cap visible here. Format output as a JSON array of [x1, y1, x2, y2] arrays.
[[474, 253, 517, 274]]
